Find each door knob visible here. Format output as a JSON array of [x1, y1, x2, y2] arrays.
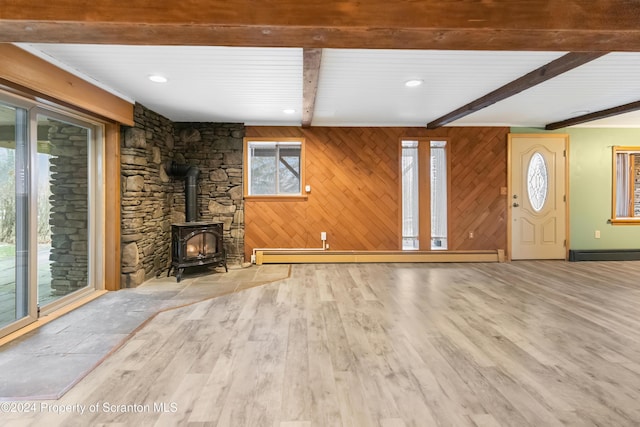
[[513, 202, 519, 207]]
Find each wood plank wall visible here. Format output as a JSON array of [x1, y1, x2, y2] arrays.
[[244, 126, 508, 260]]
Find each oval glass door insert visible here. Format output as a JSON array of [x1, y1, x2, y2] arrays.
[[527, 152, 548, 212]]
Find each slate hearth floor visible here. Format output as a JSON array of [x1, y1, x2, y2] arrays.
[[0, 264, 290, 400]]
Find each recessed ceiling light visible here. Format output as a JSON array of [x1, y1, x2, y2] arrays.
[[283, 109, 296, 114], [405, 79, 423, 87], [148, 74, 168, 83]]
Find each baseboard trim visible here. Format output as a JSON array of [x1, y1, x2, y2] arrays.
[[255, 249, 504, 265], [568, 249, 640, 262]]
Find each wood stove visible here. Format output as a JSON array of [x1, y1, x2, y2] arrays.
[[168, 221, 227, 282]]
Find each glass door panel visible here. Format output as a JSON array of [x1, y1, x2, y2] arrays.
[[37, 115, 90, 307], [0, 103, 30, 329]]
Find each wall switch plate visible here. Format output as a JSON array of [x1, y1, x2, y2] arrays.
[[305, 185, 311, 193], [595, 230, 601, 239], [321, 231, 327, 240]]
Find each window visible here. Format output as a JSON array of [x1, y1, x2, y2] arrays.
[[401, 139, 448, 250], [245, 139, 304, 197], [612, 146, 640, 223], [430, 141, 448, 250], [401, 141, 419, 250]]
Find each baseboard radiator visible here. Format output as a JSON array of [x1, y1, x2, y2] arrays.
[[254, 249, 505, 265], [569, 249, 640, 262]]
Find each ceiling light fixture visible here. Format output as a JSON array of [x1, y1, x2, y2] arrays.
[[405, 79, 423, 87], [148, 74, 168, 83], [283, 109, 296, 114]]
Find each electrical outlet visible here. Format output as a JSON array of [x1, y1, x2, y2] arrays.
[[595, 230, 601, 239]]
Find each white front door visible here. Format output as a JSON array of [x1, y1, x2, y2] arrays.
[[509, 134, 567, 260]]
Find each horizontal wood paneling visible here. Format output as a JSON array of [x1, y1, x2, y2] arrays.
[[245, 126, 508, 260]]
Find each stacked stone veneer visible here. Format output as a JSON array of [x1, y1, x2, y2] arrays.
[[120, 104, 245, 287], [48, 120, 89, 295], [172, 122, 245, 264]]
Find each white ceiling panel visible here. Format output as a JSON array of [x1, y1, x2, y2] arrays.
[[21, 44, 303, 124], [14, 44, 640, 128], [454, 52, 640, 128], [312, 49, 564, 126]]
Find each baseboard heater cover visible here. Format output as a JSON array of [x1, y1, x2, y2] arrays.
[[569, 249, 640, 262], [254, 249, 504, 265]]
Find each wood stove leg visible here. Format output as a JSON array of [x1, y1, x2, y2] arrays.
[[167, 265, 173, 278], [176, 268, 184, 282]]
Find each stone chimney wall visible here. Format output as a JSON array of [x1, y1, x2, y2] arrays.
[[120, 104, 245, 287], [120, 104, 175, 287], [173, 123, 245, 265]]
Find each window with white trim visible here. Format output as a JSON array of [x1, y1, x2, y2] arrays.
[[246, 139, 303, 196]]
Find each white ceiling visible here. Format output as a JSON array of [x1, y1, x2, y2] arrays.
[[17, 44, 640, 128]]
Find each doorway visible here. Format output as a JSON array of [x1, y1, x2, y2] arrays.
[[509, 134, 568, 260]]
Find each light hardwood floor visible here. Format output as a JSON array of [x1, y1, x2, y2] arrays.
[[5, 261, 640, 426]]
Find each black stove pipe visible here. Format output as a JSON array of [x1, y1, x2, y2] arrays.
[[166, 160, 200, 222]]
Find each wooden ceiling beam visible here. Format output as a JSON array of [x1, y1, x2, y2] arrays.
[[302, 48, 322, 128], [426, 52, 607, 129], [545, 100, 640, 130], [1, 1, 640, 51]]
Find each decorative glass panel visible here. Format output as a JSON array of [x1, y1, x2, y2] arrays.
[[527, 152, 548, 212]]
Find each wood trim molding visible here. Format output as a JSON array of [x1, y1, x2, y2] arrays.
[[0, 44, 133, 126], [104, 123, 121, 291], [1, 1, 640, 50]]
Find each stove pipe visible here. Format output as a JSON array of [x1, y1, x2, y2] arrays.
[[166, 160, 200, 222]]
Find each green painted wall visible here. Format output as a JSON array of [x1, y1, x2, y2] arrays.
[[512, 127, 640, 249]]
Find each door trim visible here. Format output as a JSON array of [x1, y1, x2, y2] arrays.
[[507, 133, 570, 261]]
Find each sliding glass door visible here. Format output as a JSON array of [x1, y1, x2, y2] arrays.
[[0, 102, 33, 331], [36, 113, 94, 309], [0, 93, 104, 338]]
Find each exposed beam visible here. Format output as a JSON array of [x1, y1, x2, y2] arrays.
[[545, 100, 640, 130], [1, 1, 640, 51], [426, 52, 607, 129], [302, 48, 322, 128]]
